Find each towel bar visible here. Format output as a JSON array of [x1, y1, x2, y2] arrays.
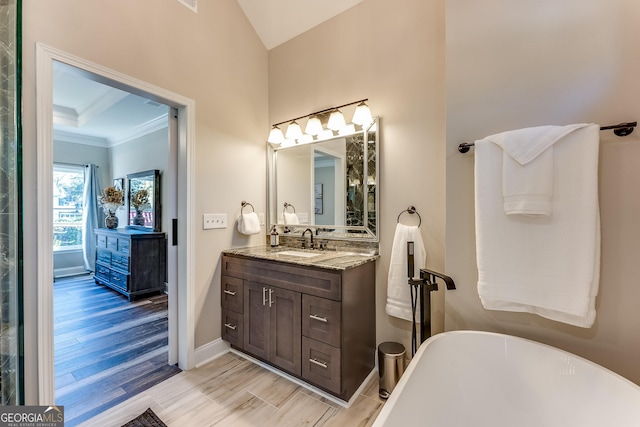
[[241, 201, 254, 213], [458, 121, 637, 153], [397, 206, 421, 227]]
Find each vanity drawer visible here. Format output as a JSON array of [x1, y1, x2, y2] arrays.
[[222, 309, 244, 348], [302, 294, 341, 348], [110, 269, 130, 291], [222, 255, 341, 300], [302, 337, 341, 395], [221, 275, 243, 313], [96, 249, 111, 265]]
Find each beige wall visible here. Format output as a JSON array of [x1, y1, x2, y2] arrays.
[[22, 0, 268, 402], [269, 0, 446, 352], [446, 0, 640, 384]]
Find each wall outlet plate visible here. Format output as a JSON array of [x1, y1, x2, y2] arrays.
[[203, 213, 227, 229]]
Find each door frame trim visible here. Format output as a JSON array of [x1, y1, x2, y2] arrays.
[[35, 43, 196, 404]]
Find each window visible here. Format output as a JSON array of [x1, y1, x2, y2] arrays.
[[53, 164, 85, 251]]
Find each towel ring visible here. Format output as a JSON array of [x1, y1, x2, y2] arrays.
[[241, 201, 254, 213], [283, 202, 296, 213], [397, 206, 422, 227]]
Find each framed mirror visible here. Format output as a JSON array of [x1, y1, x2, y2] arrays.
[[268, 118, 379, 240], [126, 169, 161, 232]]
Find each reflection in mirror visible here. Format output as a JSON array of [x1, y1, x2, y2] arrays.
[[268, 118, 378, 240], [127, 169, 161, 232]]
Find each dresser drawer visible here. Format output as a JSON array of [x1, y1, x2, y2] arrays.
[[95, 264, 110, 282], [96, 234, 107, 249], [111, 252, 129, 271], [222, 309, 244, 348], [302, 294, 341, 348], [221, 275, 243, 313], [106, 235, 118, 251], [96, 249, 111, 265], [302, 337, 341, 395], [110, 269, 130, 291], [117, 238, 130, 255]]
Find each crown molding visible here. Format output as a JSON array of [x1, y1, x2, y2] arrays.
[[109, 115, 169, 147]]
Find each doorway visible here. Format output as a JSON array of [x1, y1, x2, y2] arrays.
[[36, 43, 195, 405]]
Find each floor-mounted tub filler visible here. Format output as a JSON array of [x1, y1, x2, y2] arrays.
[[373, 331, 640, 426]]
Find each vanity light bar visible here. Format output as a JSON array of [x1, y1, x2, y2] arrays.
[[268, 99, 372, 144]]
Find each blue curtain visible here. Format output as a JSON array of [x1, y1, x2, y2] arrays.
[[82, 164, 101, 271]]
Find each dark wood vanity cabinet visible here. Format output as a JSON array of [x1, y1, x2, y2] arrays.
[[221, 253, 376, 402], [94, 228, 166, 301]]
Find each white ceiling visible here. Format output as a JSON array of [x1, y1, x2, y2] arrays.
[[236, 0, 364, 50], [53, 1, 361, 144]]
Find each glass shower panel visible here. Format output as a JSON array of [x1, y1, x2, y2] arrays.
[[0, 0, 22, 405]]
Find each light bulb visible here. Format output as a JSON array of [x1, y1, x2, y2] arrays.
[[285, 120, 303, 140], [351, 101, 373, 126], [304, 116, 323, 136], [268, 126, 284, 144], [327, 110, 346, 131]]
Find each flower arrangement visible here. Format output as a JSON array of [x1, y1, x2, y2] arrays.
[[131, 188, 151, 212], [98, 186, 124, 214]]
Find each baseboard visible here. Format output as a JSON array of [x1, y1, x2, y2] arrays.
[[194, 338, 230, 368], [53, 266, 89, 279]]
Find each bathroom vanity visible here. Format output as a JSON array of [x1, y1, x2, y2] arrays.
[[221, 246, 377, 402]]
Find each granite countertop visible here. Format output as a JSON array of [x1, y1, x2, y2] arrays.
[[222, 245, 379, 271]]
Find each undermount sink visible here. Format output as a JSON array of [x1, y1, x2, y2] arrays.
[[277, 250, 322, 258]]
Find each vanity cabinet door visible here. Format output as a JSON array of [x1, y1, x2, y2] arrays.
[[244, 281, 269, 360], [243, 281, 302, 376], [270, 287, 301, 376]]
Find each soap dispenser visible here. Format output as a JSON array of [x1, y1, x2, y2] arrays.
[[270, 225, 279, 247]]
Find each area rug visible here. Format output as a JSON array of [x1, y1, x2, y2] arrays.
[[121, 408, 167, 427]]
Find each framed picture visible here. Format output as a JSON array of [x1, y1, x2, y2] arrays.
[[113, 178, 124, 191], [314, 183, 323, 214]]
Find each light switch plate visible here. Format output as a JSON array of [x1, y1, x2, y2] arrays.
[[258, 213, 265, 226], [203, 213, 227, 229], [297, 212, 309, 224]]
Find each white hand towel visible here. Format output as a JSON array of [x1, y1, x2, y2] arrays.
[[475, 124, 600, 327], [385, 223, 425, 321], [485, 123, 591, 216], [282, 212, 299, 225], [237, 212, 261, 235]]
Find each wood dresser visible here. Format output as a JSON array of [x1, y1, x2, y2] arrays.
[[221, 247, 377, 402], [94, 228, 166, 301]]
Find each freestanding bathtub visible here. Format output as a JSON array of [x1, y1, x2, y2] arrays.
[[373, 331, 640, 426]]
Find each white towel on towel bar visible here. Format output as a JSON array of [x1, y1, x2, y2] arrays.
[[485, 123, 591, 216], [282, 212, 299, 225], [475, 124, 601, 328], [386, 223, 425, 321], [237, 212, 261, 235]]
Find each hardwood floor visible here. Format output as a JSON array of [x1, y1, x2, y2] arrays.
[[79, 352, 387, 427], [54, 275, 180, 426]]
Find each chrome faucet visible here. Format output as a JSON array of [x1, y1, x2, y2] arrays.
[[301, 228, 314, 249]]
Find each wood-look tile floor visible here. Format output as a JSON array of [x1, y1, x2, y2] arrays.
[[79, 352, 387, 427], [54, 275, 181, 426]]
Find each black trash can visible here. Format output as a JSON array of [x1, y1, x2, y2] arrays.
[[378, 341, 406, 399]]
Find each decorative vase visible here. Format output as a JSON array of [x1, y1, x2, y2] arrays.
[[105, 211, 118, 229], [134, 209, 146, 226]]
